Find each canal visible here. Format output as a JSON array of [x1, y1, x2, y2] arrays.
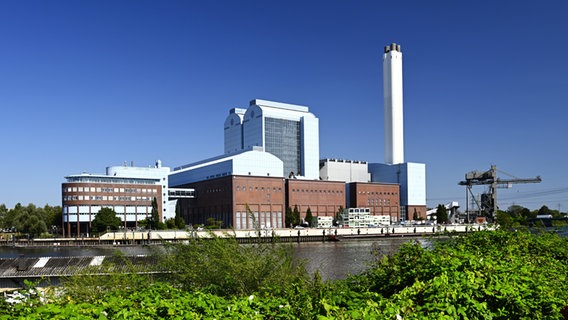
[[0, 237, 430, 281]]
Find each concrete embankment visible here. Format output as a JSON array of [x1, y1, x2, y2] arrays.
[[0, 224, 493, 247]]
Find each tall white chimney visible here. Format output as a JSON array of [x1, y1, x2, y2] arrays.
[[383, 43, 404, 165]]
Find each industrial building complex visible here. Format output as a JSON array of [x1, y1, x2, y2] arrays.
[[62, 43, 427, 236]]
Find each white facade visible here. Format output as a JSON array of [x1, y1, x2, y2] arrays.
[[299, 115, 320, 179], [224, 108, 246, 154], [319, 158, 370, 182], [339, 208, 372, 228], [169, 148, 284, 187], [314, 216, 334, 228], [223, 99, 320, 180], [339, 209, 391, 227], [106, 160, 175, 220], [383, 43, 404, 165], [369, 215, 391, 226]]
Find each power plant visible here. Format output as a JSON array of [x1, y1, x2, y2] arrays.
[[62, 42, 429, 234]]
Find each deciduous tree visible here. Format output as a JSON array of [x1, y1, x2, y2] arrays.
[[91, 207, 122, 233]]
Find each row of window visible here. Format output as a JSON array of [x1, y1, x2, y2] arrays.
[[64, 186, 158, 194], [234, 211, 283, 229], [64, 195, 155, 202], [291, 189, 344, 194], [367, 199, 392, 206], [71, 212, 151, 216], [358, 191, 397, 196], [65, 177, 158, 185], [236, 186, 283, 192]]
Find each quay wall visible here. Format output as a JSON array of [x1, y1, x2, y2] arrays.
[[1, 224, 494, 247]]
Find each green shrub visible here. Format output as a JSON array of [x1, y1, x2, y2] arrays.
[[4, 229, 568, 319], [341, 230, 568, 319], [157, 232, 310, 297]]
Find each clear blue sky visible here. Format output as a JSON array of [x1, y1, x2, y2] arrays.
[[1, 1, 567, 212]]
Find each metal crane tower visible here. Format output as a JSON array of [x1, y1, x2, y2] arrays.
[[458, 165, 541, 222]]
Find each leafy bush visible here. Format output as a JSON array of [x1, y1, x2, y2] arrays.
[[157, 232, 311, 297], [3, 230, 568, 319], [341, 230, 568, 319]]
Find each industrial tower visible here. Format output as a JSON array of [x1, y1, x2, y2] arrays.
[[383, 43, 404, 165]]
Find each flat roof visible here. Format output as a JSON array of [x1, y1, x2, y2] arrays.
[[250, 99, 309, 113]]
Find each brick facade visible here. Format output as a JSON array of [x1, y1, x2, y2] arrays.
[[177, 175, 286, 229], [61, 182, 162, 237], [286, 180, 346, 223], [348, 182, 401, 222]]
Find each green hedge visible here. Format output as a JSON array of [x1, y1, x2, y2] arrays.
[[2, 230, 568, 319]]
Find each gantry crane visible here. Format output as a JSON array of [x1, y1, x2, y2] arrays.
[[458, 165, 541, 222]]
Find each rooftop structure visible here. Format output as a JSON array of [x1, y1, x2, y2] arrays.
[[224, 99, 320, 179], [170, 148, 284, 187], [319, 158, 370, 183]]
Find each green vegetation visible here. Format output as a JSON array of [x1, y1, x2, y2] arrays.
[[305, 207, 314, 227], [91, 208, 122, 233], [285, 205, 301, 227], [0, 203, 61, 238], [436, 203, 448, 224], [497, 204, 567, 227], [3, 230, 568, 319], [157, 233, 309, 297], [334, 205, 344, 226]]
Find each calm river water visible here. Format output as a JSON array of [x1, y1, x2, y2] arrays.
[[0, 237, 429, 280]]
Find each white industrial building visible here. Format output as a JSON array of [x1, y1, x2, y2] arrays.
[[169, 147, 285, 186], [224, 99, 320, 180], [319, 158, 370, 183]]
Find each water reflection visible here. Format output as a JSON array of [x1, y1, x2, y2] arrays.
[[291, 238, 421, 280]]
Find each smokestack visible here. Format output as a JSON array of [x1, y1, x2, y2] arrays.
[[383, 43, 404, 165]]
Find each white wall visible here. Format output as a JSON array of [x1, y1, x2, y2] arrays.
[[169, 150, 285, 187], [406, 162, 426, 206], [301, 116, 320, 179], [320, 159, 369, 182], [243, 105, 264, 150]]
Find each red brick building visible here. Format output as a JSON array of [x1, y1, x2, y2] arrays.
[[347, 182, 401, 222], [176, 175, 286, 229], [286, 180, 345, 222], [61, 181, 163, 237], [176, 175, 419, 229]]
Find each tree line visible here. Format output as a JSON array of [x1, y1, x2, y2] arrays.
[[0, 198, 187, 239], [496, 204, 567, 227], [432, 203, 567, 227], [0, 203, 62, 238]]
